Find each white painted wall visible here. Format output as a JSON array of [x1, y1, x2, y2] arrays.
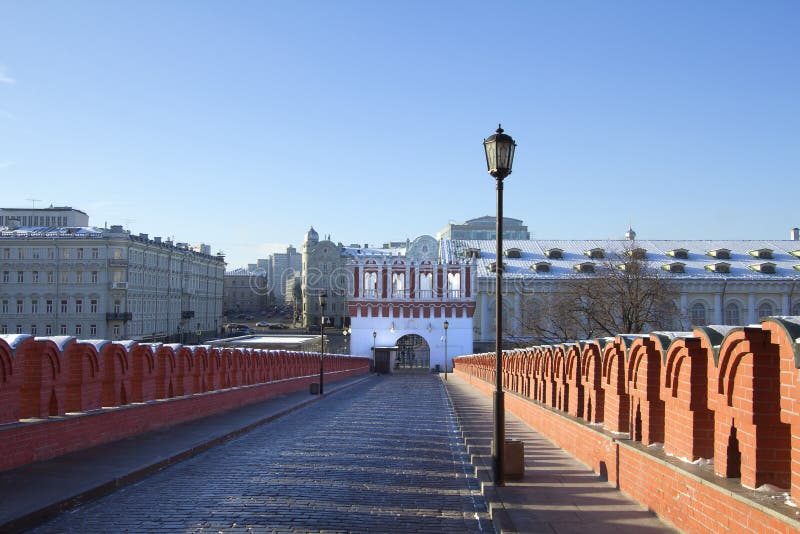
[[350, 315, 473, 371]]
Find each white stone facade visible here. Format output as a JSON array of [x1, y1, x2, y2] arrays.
[[0, 225, 224, 341]]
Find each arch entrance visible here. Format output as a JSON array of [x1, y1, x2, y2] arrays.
[[395, 334, 430, 370]]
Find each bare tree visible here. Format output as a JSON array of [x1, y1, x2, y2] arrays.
[[508, 245, 679, 344]]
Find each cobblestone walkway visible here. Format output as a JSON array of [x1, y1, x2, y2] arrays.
[[31, 375, 490, 533]]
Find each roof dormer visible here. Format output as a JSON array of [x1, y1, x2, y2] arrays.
[[531, 261, 551, 273], [662, 262, 686, 273], [488, 261, 506, 273], [667, 248, 689, 260], [626, 247, 647, 260], [708, 248, 731, 260], [749, 262, 776, 274], [464, 247, 481, 259], [749, 248, 774, 260], [705, 262, 731, 273], [790, 250, 800, 258], [545, 248, 563, 260], [504, 247, 522, 259], [585, 247, 605, 259], [573, 262, 595, 273]]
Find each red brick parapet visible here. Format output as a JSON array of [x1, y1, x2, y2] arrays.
[[0, 335, 370, 472], [453, 316, 800, 532]]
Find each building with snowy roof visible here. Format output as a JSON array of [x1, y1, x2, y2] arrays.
[[441, 227, 800, 350], [0, 224, 224, 342]]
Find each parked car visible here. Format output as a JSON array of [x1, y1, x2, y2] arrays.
[[269, 323, 288, 330], [256, 321, 271, 327]]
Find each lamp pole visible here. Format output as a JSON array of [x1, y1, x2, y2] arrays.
[[443, 320, 449, 380], [484, 124, 516, 486], [372, 330, 376, 356], [319, 291, 327, 395]]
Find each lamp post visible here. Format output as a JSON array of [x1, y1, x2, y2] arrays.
[[484, 124, 516, 486], [319, 291, 327, 394], [372, 330, 376, 356], [443, 320, 449, 380]]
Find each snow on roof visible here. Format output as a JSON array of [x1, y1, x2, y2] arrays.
[[0, 226, 104, 237], [443, 239, 800, 280], [342, 246, 407, 257]]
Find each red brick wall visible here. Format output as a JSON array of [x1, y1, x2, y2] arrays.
[[0, 335, 370, 472]]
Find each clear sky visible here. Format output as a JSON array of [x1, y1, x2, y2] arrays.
[[1, 1, 798, 268]]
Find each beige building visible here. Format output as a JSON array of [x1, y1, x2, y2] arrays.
[[223, 268, 268, 315], [0, 224, 224, 342], [301, 227, 348, 328]]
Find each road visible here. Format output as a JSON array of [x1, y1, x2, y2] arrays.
[[31, 375, 490, 533]]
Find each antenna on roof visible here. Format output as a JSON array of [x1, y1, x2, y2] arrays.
[[25, 198, 41, 209]]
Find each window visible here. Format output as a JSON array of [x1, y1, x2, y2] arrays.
[[31, 300, 38, 313], [669, 249, 689, 260], [91, 271, 98, 283], [794, 302, 800, 316], [32, 248, 40, 259], [61, 271, 69, 283], [48, 248, 55, 259], [90, 324, 97, 336], [750, 248, 774, 260], [32, 271, 39, 283], [2, 271, 8, 283], [60, 324, 67, 335], [1, 300, 7, 313], [75, 299, 83, 313], [627, 248, 647, 260], [113, 325, 120, 338], [75, 324, 82, 336], [586, 248, 605, 259], [76, 248, 84, 259], [46, 300, 53, 313], [45, 324, 52, 335], [725, 303, 741, 325], [17, 248, 24, 259], [505, 248, 522, 259], [16, 300, 23, 313], [2, 248, 8, 259], [61, 300, 68, 313], [30, 324, 37, 336], [17, 271, 23, 283], [61, 248, 69, 259], [663, 262, 686, 273], [47, 271, 54, 284], [708, 248, 731, 260], [706, 262, 731, 274], [574, 262, 595, 273], [90, 299, 98, 313], [0, 325, 6, 334], [545, 248, 563, 259], [758, 302, 774, 319], [690, 302, 707, 326], [91, 248, 99, 259], [16, 325, 22, 334], [114, 300, 121, 314]]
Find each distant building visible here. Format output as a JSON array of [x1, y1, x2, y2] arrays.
[[267, 245, 301, 301], [0, 224, 224, 342], [223, 268, 267, 315], [301, 227, 348, 328], [0, 206, 89, 228], [436, 215, 530, 241]]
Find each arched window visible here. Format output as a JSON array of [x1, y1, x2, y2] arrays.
[[758, 302, 774, 319], [724, 302, 741, 326], [391, 273, 404, 297], [447, 272, 461, 298], [419, 272, 433, 297], [363, 272, 377, 297], [690, 302, 707, 326]]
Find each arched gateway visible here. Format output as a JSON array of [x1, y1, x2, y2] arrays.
[[395, 334, 430, 370]]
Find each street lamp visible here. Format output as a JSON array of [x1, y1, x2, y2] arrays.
[[372, 330, 376, 356], [319, 291, 327, 395], [443, 320, 449, 381], [484, 124, 516, 486]]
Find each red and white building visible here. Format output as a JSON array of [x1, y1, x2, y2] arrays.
[[347, 235, 475, 372]]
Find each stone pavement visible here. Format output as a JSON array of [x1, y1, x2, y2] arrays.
[[443, 373, 679, 533], [11, 374, 490, 533]]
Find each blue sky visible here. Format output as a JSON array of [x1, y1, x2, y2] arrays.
[[1, 1, 798, 268]]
